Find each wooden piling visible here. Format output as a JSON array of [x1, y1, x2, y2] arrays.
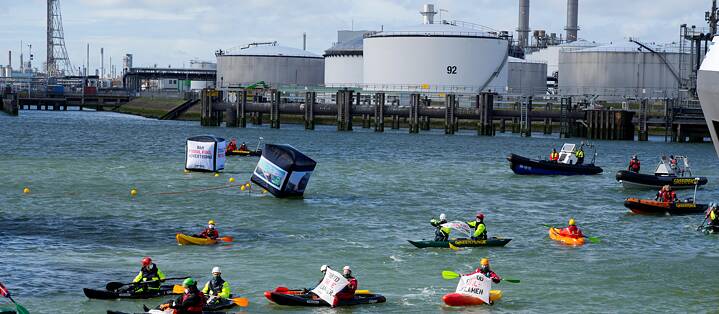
[[409, 93, 420, 133], [270, 90, 281, 129], [445, 94, 456, 135], [374, 93, 385, 132], [304, 91, 315, 130]]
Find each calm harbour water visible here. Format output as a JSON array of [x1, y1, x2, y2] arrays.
[[1, 110, 719, 313]]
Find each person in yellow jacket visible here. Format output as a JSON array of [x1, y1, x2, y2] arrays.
[[202, 266, 232, 305], [132, 257, 166, 293], [467, 212, 487, 240], [430, 213, 451, 241], [575, 147, 585, 165]]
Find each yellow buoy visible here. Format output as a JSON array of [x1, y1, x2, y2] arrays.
[[214, 173, 220, 177], [130, 188, 138, 197], [229, 177, 235, 183], [183, 169, 190, 174], [240, 186, 246, 191], [262, 189, 267, 194], [246, 183, 251, 187], [22, 187, 30, 194]]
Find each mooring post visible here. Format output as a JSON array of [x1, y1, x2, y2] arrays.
[[337, 89, 353, 131], [478, 92, 495, 136], [270, 89, 281, 129], [374, 92, 385, 132], [304, 91, 315, 130], [238, 89, 247, 128], [409, 93, 420, 133], [445, 94, 456, 135], [559, 97, 572, 138], [522, 97, 533, 137], [544, 103, 552, 134], [638, 99, 649, 141]]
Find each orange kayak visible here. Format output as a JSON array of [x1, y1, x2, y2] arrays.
[[176, 233, 217, 246], [548, 228, 585, 246]]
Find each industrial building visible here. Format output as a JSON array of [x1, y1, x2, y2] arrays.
[[324, 32, 370, 87], [559, 41, 690, 100], [189, 60, 216, 90], [215, 42, 324, 90], [362, 4, 509, 94], [507, 57, 548, 96], [525, 40, 598, 76]]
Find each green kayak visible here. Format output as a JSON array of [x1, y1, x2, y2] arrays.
[[408, 237, 511, 248]]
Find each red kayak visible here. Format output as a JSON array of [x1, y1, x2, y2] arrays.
[[442, 290, 502, 306]]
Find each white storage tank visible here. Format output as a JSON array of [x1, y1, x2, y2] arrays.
[[507, 57, 548, 96], [363, 9, 508, 93], [559, 41, 690, 100], [189, 60, 216, 90], [324, 34, 366, 87], [216, 42, 324, 89], [525, 39, 599, 76]]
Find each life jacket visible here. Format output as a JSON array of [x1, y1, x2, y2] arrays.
[[576, 150, 584, 158], [201, 228, 219, 239], [182, 291, 206, 313], [140, 264, 160, 282], [207, 277, 225, 296], [562, 225, 583, 238], [630, 159, 640, 171], [239, 144, 248, 151], [336, 277, 357, 300], [550, 152, 559, 161], [467, 221, 487, 240], [227, 142, 237, 151], [663, 191, 676, 202]]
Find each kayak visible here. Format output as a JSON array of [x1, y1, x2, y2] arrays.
[[226, 149, 261, 157], [176, 233, 217, 246], [548, 228, 585, 246], [108, 298, 239, 314], [699, 225, 719, 234], [408, 237, 511, 248], [107, 310, 226, 314], [442, 290, 503, 306], [264, 287, 386, 307], [624, 198, 708, 215], [83, 285, 175, 300], [616, 170, 708, 189], [507, 153, 603, 175]]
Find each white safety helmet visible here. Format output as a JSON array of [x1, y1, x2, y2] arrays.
[[211, 266, 221, 274], [343, 266, 351, 273], [439, 213, 446, 221], [320, 265, 328, 272]]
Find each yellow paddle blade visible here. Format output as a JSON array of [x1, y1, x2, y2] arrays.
[[442, 270, 460, 280], [172, 284, 184, 294], [448, 242, 459, 251], [232, 297, 249, 307], [354, 290, 372, 295]]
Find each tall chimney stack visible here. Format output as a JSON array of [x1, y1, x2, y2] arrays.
[[565, 0, 579, 42], [517, 0, 530, 48], [420, 4, 437, 25], [8, 51, 11, 67], [101, 47, 104, 78], [303, 33, 307, 51]]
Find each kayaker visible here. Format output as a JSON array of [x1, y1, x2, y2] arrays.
[[194, 220, 219, 240], [549, 149, 559, 162], [239, 142, 248, 151], [467, 258, 502, 284], [333, 266, 358, 307], [628, 155, 640, 173], [706, 203, 719, 227], [202, 266, 232, 305], [430, 213, 451, 241], [159, 278, 206, 314], [132, 257, 166, 293], [467, 213, 487, 240], [562, 218, 584, 237], [226, 138, 238, 152], [575, 146, 585, 165]]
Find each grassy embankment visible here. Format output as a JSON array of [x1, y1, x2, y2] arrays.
[[117, 97, 201, 120]]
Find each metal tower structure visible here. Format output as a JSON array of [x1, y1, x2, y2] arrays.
[[46, 0, 73, 77]]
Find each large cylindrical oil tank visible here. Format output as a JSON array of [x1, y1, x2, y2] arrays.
[[216, 43, 324, 88], [508, 57, 547, 96], [363, 23, 509, 93], [559, 41, 690, 100], [324, 36, 364, 87], [525, 39, 598, 76]]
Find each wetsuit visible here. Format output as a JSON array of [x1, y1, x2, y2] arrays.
[[169, 286, 206, 314]]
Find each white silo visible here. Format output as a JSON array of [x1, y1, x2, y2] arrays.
[[362, 5, 509, 93], [559, 41, 690, 100], [215, 42, 324, 89], [324, 33, 367, 87], [507, 57, 548, 96], [525, 39, 598, 76]]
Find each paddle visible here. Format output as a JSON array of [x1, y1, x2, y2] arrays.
[[441, 270, 520, 283], [275, 286, 372, 295], [106, 276, 189, 291], [448, 242, 460, 251], [0, 282, 30, 314], [172, 285, 249, 307], [543, 224, 600, 244], [219, 236, 234, 242]]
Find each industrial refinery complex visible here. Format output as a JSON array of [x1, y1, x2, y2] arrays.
[[2, 1, 719, 147]]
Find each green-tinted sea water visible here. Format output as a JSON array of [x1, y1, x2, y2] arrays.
[[2, 110, 718, 313]]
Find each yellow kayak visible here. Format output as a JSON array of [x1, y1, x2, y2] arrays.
[[176, 233, 217, 246]]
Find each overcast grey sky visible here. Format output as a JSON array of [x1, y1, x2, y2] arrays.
[[0, 0, 713, 73]]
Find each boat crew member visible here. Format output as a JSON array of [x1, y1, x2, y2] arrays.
[[306, 264, 330, 296], [226, 138, 238, 152], [132, 257, 166, 293], [467, 213, 487, 240], [562, 218, 584, 237], [194, 220, 219, 240], [656, 185, 676, 203], [628, 155, 641, 173], [670, 155, 678, 170], [467, 258, 502, 284], [575, 147, 585, 165], [202, 267, 232, 305], [430, 213, 451, 241], [707, 203, 719, 227], [160, 278, 206, 314], [333, 266, 358, 307], [239, 142, 248, 151], [549, 149, 559, 162]]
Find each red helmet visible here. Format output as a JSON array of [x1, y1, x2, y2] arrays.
[[476, 213, 484, 220], [142, 257, 152, 267]]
